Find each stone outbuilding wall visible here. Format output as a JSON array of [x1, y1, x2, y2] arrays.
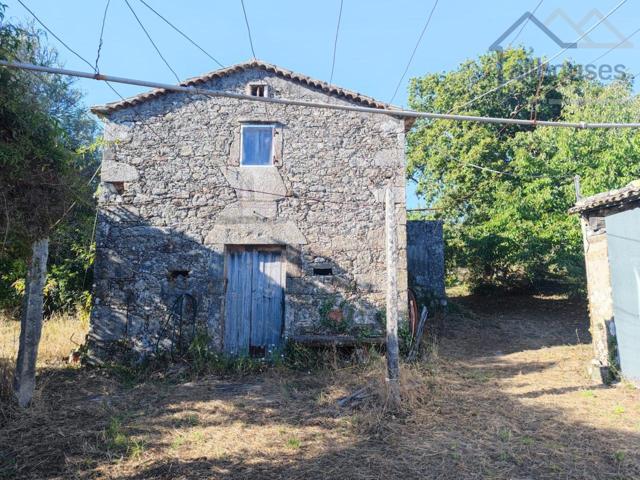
[[577, 211, 616, 382], [570, 180, 640, 384], [88, 62, 409, 359]]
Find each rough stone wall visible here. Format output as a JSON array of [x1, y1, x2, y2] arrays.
[[579, 212, 616, 382], [406, 220, 445, 298], [89, 67, 408, 358]]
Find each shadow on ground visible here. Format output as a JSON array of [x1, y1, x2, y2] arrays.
[[1, 293, 639, 480], [444, 292, 591, 356]]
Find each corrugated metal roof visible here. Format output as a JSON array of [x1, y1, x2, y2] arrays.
[[569, 180, 640, 214], [91, 59, 393, 115]]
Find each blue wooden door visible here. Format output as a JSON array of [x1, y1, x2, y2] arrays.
[[224, 248, 284, 356]]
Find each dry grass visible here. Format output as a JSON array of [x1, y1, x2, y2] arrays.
[[1, 294, 640, 479], [0, 310, 88, 366], [0, 311, 88, 406]]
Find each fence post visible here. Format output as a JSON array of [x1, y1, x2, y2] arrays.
[[13, 238, 49, 408], [385, 188, 401, 409]]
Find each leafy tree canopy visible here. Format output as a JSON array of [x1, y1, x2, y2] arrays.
[[407, 49, 640, 290], [0, 4, 99, 311]]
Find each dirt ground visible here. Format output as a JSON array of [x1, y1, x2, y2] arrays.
[[1, 293, 639, 480]]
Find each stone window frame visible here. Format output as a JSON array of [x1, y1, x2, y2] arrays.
[[230, 120, 284, 168], [239, 122, 279, 167]]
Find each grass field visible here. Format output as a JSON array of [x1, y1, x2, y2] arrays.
[[0, 311, 89, 404], [1, 293, 639, 479]]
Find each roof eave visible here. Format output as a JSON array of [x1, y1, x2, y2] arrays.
[[569, 181, 640, 215], [89, 59, 398, 116]]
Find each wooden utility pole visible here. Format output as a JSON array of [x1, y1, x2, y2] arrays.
[[384, 188, 401, 409], [13, 238, 49, 408]]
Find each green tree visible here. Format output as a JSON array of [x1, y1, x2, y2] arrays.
[[0, 4, 98, 312], [407, 49, 640, 289]]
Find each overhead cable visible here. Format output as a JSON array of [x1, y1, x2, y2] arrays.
[[328, 0, 344, 86], [3, 60, 640, 130], [389, 0, 439, 104], [16, 0, 96, 72], [507, 0, 544, 49], [240, 0, 257, 59], [15, 1, 165, 142], [123, 0, 181, 82], [95, 0, 111, 72], [137, 0, 224, 68], [587, 25, 640, 65]]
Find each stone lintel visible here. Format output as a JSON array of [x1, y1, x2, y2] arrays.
[[205, 221, 307, 245], [102, 161, 139, 182]]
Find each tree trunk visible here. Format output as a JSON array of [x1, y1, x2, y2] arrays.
[[385, 188, 401, 410], [13, 238, 49, 408]]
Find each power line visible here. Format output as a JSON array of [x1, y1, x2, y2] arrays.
[[449, 0, 628, 113], [423, 140, 575, 182], [587, 25, 640, 65], [389, 0, 439, 104], [94, 0, 111, 72], [463, 161, 571, 181], [240, 0, 257, 59], [5, 59, 640, 129], [329, 0, 344, 86], [14, 1, 165, 143], [136, 0, 224, 68], [507, 0, 544, 49], [99, 21, 200, 144], [116, 6, 228, 160], [16, 0, 96, 72], [123, 0, 181, 83], [116, 5, 228, 165]]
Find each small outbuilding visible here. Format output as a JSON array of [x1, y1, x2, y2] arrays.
[[570, 180, 640, 385]]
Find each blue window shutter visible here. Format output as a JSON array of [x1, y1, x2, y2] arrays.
[[242, 125, 273, 165]]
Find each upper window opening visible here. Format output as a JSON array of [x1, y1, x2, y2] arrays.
[[241, 124, 274, 166], [249, 84, 267, 97]]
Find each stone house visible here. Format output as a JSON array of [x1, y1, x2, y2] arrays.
[[88, 60, 413, 360], [570, 180, 640, 385]]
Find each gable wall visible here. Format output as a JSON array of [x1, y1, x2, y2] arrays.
[[90, 68, 407, 358]]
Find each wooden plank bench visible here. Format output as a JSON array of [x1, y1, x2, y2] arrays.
[[290, 335, 385, 347]]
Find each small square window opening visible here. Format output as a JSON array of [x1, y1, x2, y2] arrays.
[[313, 267, 333, 276], [108, 181, 125, 195], [169, 270, 190, 281], [250, 84, 266, 97], [241, 124, 274, 166]]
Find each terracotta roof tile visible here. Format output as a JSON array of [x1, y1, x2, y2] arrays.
[[91, 59, 393, 115], [569, 180, 640, 214]]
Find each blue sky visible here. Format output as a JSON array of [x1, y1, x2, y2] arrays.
[[4, 0, 639, 207]]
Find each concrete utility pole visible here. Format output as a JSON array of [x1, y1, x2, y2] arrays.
[[385, 188, 401, 409], [13, 238, 49, 408]]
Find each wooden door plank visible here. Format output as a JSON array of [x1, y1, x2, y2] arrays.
[[250, 250, 264, 351], [223, 252, 238, 354], [270, 251, 284, 348], [237, 250, 253, 355]]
